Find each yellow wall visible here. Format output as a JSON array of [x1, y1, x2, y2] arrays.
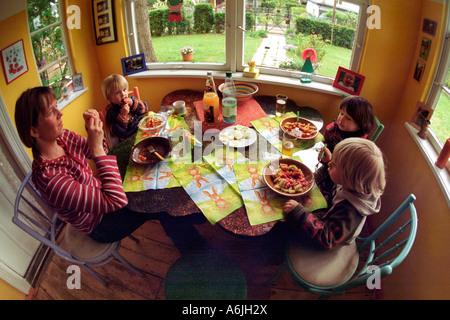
[[0, 0, 449, 299]]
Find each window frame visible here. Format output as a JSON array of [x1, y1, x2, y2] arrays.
[[27, 0, 75, 103], [124, 0, 369, 84]]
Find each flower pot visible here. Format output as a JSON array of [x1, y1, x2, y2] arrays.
[[182, 52, 194, 61]]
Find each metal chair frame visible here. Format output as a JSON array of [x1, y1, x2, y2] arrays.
[[13, 172, 143, 286]]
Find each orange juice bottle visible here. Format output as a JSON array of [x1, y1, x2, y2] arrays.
[[203, 72, 219, 125]]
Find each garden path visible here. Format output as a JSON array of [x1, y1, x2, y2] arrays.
[[251, 32, 287, 68]]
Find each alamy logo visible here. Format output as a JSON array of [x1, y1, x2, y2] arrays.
[[367, 5, 381, 30], [66, 265, 81, 289], [66, 5, 81, 30]]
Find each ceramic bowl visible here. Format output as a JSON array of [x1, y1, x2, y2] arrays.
[[279, 116, 319, 140], [218, 81, 259, 104], [131, 137, 172, 165], [263, 158, 314, 197], [138, 114, 166, 135]]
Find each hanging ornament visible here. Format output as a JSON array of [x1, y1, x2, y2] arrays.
[[167, 0, 184, 22]]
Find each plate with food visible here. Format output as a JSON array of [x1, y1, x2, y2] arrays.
[[131, 137, 172, 165], [138, 113, 166, 135], [279, 116, 318, 140], [218, 125, 257, 148], [263, 158, 314, 197]]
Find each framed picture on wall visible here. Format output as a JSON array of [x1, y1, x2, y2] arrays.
[[1, 39, 28, 84], [72, 73, 84, 92], [422, 18, 437, 36], [409, 101, 433, 130], [92, 0, 117, 45], [413, 60, 426, 82], [121, 53, 146, 76], [419, 37, 432, 61], [332, 67, 365, 95]]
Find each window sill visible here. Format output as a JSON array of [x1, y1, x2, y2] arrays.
[[58, 87, 89, 110], [129, 70, 346, 97], [405, 122, 450, 208]]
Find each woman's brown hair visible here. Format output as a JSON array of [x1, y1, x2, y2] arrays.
[[15, 86, 57, 148]]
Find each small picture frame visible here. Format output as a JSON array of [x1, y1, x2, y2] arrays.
[[121, 53, 146, 76], [410, 101, 433, 130], [72, 73, 84, 92], [1, 39, 29, 84], [92, 0, 117, 45], [333, 67, 365, 96], [419, 37, 431, 61], [422, 18, 437, 36], [413, 60, 426, 82]]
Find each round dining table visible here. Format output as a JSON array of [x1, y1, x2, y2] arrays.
[[109, 90, 323, 236]]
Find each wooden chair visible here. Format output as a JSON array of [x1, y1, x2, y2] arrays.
[[13, 172, 144, 286], [270, 194, 418, 298]]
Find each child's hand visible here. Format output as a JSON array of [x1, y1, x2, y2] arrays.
[[283, 200, 299, 213], [120, 104, 130, 117], [320, 147, 332, 164], [122, 97, 133, 106]]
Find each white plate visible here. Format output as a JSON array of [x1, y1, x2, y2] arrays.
[[218, 125, 257, 148]]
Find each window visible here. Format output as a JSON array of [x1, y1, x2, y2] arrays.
[[27, 0, 73, 100], [125, 0, 369, 84]]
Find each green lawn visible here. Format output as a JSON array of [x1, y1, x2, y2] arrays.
[[430, 90, 450, 144]]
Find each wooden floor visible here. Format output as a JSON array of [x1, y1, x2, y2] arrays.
[[31, 215, 378, 300]]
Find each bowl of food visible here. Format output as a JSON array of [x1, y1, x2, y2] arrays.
[[218, 81, 259, 104], [279, 116, 318, 140], [263, 158, 314, 197], [138, 113, 166, 135], [131, 137, 172, 165]]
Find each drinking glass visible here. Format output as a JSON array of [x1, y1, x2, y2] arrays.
[[276, 94, 288, 117], [281, 131, 296, 157]]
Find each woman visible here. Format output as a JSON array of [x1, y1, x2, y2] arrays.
[[15, 86, 161, 243]]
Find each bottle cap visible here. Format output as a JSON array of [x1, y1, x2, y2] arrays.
[[226, 71, 232, 77]]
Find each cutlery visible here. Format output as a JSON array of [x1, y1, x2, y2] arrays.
[[147, 145, 164, 161]]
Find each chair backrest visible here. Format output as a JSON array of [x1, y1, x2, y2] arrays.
[[369, 116, 384, 142], [13, 172, 81, 265], [128, 86, 140, 100], [335, 194, 418, 293]]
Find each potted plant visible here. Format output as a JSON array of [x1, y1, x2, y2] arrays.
[[180, 46, 194, 61]]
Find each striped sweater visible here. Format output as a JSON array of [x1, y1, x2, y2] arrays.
[[32, 129, 128, 234]]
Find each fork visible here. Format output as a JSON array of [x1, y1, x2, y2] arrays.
[[147, 145, 165, 161]]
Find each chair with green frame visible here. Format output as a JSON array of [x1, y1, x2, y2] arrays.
[[269, 194, 418, 299], [369, 116, 384, 142]]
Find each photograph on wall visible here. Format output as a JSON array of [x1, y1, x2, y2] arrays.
[[121, 53, 146, 76], [419, 37, 431, 61], [1, 39, 28, 84], [409, 101, 433, 130], [72, 73, 84, 92], [422, 18, 437, 36], [332, 67, 365, 95], [92, 0, 117, 45], [413, 60, 426, 82]]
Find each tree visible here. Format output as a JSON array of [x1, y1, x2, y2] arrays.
[[136, 0, 157, 62]]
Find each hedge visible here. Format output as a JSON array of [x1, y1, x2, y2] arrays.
[[294, 17, 355, 49]]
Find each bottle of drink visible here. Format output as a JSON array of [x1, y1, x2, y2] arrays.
[[222, 71, 237, 124], [203, 72, 219, 125]]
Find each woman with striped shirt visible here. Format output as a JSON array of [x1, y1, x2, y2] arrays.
[[15, 87, 162, 243]]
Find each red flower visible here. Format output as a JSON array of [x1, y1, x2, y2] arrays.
[[301, 48, 317, 63]]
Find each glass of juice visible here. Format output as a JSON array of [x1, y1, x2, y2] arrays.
[[203, 92, 220, 125], [281, 131, 296, 157], [276, 94, 288, 117]]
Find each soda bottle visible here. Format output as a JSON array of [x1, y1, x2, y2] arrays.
[[222, 71, 237, 124], [203, 72, 219, 125]]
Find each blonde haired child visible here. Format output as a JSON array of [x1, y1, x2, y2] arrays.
[[102, 74, 148, 141], [284, 138, 386, 249]]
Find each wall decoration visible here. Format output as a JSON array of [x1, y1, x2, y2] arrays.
[[72, 73, 84, 92], [422, 18, 437, 36], [409, 101, 433, 130], [1, 39, 28, 84], [92, 0, 117, 45], [413, 60, 426, 82], [419, 37, 431, 61], [332, 67, 365, 96], [121, 53, 146, 76]]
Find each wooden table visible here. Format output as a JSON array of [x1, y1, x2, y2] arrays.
[[109, 90, 323, 236]]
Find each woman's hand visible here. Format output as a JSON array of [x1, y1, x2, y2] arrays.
[[83, 109, 100, 122], [85, 116, 106, 158]]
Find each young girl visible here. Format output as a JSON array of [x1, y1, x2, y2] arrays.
[[15, 86, 163, 243], [283, 138, 386, 249], [102, 74, 148, 141]]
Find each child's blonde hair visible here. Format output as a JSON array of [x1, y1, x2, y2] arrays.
[[101, 74, 128, 100], [333, 138, 386, 196]]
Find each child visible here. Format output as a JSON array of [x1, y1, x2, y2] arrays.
[[101, 74, 148, 141], [283, 138, 386, 249], [315, 96, 375, 195]]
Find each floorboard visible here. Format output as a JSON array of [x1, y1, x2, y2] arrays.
[[31, 218, 378, 301]]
